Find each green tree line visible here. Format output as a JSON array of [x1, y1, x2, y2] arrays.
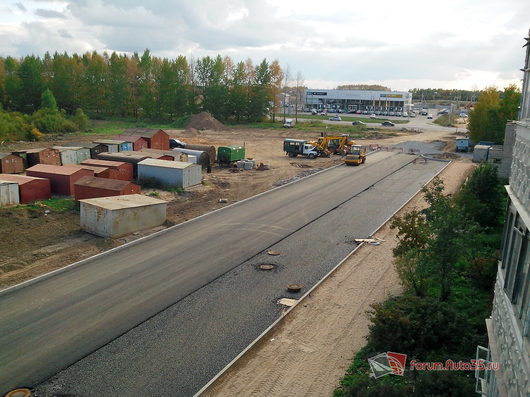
[[0, 50, 284, 123], [409, 88, 480, 102]]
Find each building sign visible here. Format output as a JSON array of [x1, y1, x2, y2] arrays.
[[307, 91, 328, 95], [380, 94, 403, 98]]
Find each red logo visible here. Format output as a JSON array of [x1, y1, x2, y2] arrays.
[[387, 352, 407, 376]]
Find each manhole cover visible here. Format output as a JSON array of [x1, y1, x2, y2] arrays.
[[259, 264, 275, 271], [267, 250, 280, 256], [287, 283, 302, 292], [5, 389, 32, 397]]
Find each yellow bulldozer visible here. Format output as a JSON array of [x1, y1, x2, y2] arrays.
[[344, 145, 366, 166], [308, 134, 355, 157]]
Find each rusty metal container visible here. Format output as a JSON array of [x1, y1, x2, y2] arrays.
[[74, 176, 141, 201], [80, 194, 167, 237], [96, 152, 151, 178], [0, 174, 51, 203], [0, 180, 20, 205], [138, 148, 188, 162], [121, 128, 170, 150], [114, 135, 149, 151], [26, 164, 94, 196], [53, 146, 91, 165], [24, 148, 61, 167], [0, 153, 24, 174], [62, 142, 107, 159], [81, 159, 134, 181], [184, 144, 216, 164]]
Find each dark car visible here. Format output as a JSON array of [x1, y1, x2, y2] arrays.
[[352, 120, 366, 126], [381, 121, 395, 127], [329, 116, 342, 121], [169, 138, 186, 148]]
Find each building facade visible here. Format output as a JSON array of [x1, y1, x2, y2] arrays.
[[481, 30, 530, 397], [304, 89, 412, 114]]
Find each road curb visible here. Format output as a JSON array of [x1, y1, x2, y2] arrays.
[[0, 153, 373, 296], [194, 159, 451, 396]]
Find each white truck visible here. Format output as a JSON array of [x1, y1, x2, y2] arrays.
[[283, 139, 319, 159]]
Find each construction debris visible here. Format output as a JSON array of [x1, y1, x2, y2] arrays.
[[277, 298, 298, 307], [256, 163, 270, 171], [267, 250, 280, 256], [273, 169, 322, 187], [186, 112, 226, 131], [353, 237, 385, 246]]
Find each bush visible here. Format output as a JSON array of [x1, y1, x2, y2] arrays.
[[0, 109, 34, 141], [71, 108, 89, 131], [368, 295, 465, 358], [31, 108, 66, 133]]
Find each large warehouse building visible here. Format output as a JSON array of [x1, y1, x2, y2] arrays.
[[304, 89, 412, 114]]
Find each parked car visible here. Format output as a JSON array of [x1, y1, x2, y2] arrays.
[[369, 114, 376, 119], [352, 120, 366, 126], [355, 110, 362, 114], [329, 116, 342, 121], [427, 114, 433, 119], [381, 121, 395, 127], [169, 138, 186, 148], [389, 111, 395, 116], [283, 119, 295, 128]]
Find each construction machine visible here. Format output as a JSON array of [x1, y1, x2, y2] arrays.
[[344, 145, 366, 166], [309, 134, 355, 156]]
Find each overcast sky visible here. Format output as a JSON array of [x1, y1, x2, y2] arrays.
[[1, 0, 529, 91]]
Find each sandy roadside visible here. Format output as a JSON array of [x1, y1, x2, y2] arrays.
[[201, 161, 475, 397]]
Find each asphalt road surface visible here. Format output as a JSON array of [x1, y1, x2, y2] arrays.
[[0, 152, 446, 395]]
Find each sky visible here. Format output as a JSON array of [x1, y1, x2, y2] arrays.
[[1, 0, 529, 91]]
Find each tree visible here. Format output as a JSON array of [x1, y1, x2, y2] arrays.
[[40, 88, 57, 111], [455, 163, 504, 228], [18, 56, 43, 113], [468, 85, 521, 143]]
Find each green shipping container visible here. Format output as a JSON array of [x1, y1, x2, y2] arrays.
[[217, 145, 245, 164]]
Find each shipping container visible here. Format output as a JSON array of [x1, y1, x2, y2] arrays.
[[138, 148, 188, 162], [171, 148, 210, 168], [53, 146, 91, 165], [62, 142, 107, 159], [138, 158, 202, 188], [0, 180, 20, 205], [80, 194, 167, 237], [217, 145, 245, 164], [26, 164, 94, 196], [0, 153, 24, 174], [65, 164, 109, 178], [473, 145, 492, 163], [114, 135, 149, 151], [0, 174, 51, 203], [24, 148, 61, 167], [74, 176, 140, 201], [93, 140, 120, 153], [83, 158, 135, 181], [121, 128, 170, 150], [184, 144, 216, 164]]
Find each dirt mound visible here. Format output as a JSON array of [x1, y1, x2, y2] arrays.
[[186, 112, 226, 131]]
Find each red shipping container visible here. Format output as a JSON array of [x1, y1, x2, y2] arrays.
[[0, 153, 24, 174], [121, 128, 169, 150], [0, 174, 51, 203], [26, 164, 94, 196], [74, 176, 141, 201], [25, 148, 61, 166], [115, 135, 149, 151], [80, 159, 134, 181], [65, 164, 110, 178]]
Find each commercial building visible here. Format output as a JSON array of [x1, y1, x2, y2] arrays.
[[304, 89, 412, 114], [80, 194, 167, 238], [480, 31, 530, 397]]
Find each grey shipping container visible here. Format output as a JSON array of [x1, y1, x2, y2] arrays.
[[0, 180, 20, 205], [138, 158, 202, 188], [171, 148, 209, 168]]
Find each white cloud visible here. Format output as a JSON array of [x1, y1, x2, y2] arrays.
[[0, 0, 528, 90]]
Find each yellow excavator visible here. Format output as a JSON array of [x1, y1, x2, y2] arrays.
[[344, 145, 366, 166], [309, 134, 355, 157]]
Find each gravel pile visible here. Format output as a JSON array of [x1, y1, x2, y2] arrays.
[[273, 169, 323, 186]]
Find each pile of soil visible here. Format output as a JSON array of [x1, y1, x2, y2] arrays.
[[186, 112, 226, 131]]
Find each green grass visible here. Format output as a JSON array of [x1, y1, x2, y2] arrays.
[[12, 198, 77, 212], [434, 114, 457, 127], [75, 119, 177, 136], [274, 113, 410, 124]]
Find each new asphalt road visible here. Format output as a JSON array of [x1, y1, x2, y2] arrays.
[[0, 152, 446, 395]]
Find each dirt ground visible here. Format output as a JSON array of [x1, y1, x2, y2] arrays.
[[0, 125, 462, 290], [201, 161, 475, 397]]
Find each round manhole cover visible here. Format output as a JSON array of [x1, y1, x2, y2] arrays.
[[259, 264, 275, 271], [287, 283, 302, 292], [5, 389, 32, 397], [267, 250, 280, 256]]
